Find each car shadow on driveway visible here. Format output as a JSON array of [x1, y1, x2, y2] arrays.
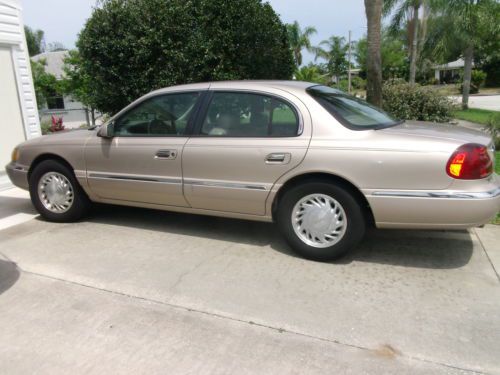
[[89, 204, 473, 270], [0, 259, 20, 295]]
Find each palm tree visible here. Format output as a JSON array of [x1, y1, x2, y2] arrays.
[[383, 0, 427, 84], [293, 65, 327, 84], [364, 0, 383, 106], [286, 21, 317, 68], [312, 36, 349, 84], [427, 0, 500, 109]]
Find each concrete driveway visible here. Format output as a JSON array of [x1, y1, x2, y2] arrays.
[[0, 188, 499, 374]]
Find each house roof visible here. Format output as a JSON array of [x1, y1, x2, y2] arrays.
[[31, 50, 69, 79], [433, 58, 475, 70]]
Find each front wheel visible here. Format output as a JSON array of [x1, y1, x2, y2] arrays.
[[277, 182, 365, 261], [29, 160, 90, 222]]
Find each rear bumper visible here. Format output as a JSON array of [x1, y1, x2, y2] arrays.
[[365, 179, 500, 229], [5, 162, 29, 190]]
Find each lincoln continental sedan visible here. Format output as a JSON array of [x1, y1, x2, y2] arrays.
[[6, 81, 500, 260]]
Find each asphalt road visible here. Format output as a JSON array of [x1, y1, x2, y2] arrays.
[[0, 188, 499, 374]]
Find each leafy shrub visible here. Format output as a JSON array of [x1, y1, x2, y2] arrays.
[[352, 76, 366, 90], [336, 79, 349, 92], [460, 70, 487, 94], [40, 120, 52, 135], [460, 82, 479, 94], [41, 116, 66, 134], [78, 0, 294, 114], [50, 115, 65, 132], [472, 70, 487, 88], [428, 78, 440, 86], [382, 80, 455, 123], [294, 65, 327, 84]]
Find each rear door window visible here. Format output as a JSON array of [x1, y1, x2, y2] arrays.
[[200, 92, 299, 137]]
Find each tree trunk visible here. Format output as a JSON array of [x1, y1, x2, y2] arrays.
[[295, 49, 302, 67], [364, 0, 383, 107], [84, 107, 90, 127], [462, 44, 474, 110], [409, 4, 420, 84], [420, 2, 429, 44], [91, 107, 96, 126]]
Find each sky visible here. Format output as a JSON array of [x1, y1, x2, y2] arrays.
[[21, 0, 368, 65]]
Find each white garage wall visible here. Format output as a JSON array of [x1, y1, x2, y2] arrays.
[[0, 0, 41, 140], [0, 47, 26, 168]]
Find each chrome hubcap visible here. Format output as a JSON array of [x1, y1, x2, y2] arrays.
[[292, 193, 347, 248], [37, 172, 74, 213]]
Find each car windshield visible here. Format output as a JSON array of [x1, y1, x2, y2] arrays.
[[307, 85, 402, 130]]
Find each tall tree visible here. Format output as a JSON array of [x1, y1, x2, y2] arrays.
[[61, 50, 98, 125], [286, 21, 317, 68], [313, 36, 349, 83], [24, 26, 45, 56], [427, 0, 500, 109], [47, 42, 67, 52], [294, 64, 328, 84], [383, 0, 426, 84], [30, 59, 60, 109], [355, 30, 408, 80], [78, 0, 294, 114], [364, 0, 383, 106]]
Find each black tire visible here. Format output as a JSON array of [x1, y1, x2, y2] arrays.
[[29, 159, 90, 222], [277, 182, 365, 261]]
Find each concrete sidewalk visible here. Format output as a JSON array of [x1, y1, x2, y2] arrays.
[[0, 188, 499, 374]]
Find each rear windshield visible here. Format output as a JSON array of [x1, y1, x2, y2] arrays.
[[307, 85, 401, 130]]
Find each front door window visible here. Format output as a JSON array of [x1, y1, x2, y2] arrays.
[[114, 92, 200, 136]]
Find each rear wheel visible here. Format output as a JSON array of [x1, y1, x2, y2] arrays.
[[277, 182, 365, 261], [29, 160, 90, 222]]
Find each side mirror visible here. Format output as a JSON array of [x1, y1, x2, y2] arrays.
[[97, 122, 114, 138]]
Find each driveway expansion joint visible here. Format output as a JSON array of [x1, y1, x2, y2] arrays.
[[473, 228, 500, 283], [17, 266, 491, 375]]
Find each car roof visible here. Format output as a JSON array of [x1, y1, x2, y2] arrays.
[[150, 80, 316, 96], [114, 80, 317, 121]]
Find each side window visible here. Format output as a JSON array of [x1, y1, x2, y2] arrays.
[[200, 92, 299, 137], [114, 92, 200, 136]]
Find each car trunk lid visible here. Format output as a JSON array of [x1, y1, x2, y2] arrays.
[[380, 120, 492, 146]]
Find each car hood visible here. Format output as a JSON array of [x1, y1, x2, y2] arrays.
[[36, 129, 95, 145], [380, 121, 492, 146]]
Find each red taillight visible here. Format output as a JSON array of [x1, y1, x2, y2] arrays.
[[446, 143, 493, 179]]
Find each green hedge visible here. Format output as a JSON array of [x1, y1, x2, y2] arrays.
[[382, 80, 454, 123]]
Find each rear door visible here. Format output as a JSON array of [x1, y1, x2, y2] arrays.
[[182, 88, 312, 216]]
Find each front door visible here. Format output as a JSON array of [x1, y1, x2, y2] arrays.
[[85, 91, 202, 207], [182, 89, 312, 216]]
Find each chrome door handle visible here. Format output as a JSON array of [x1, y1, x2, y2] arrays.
[[265, 153, 290, 164], [155, 149, 177, 160]]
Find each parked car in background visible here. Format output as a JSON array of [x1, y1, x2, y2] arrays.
[[6, 81, 500, 261]]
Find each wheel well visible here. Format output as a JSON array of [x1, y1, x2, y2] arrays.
[[271, 172, 375, 226], [28, 154, 76, 180]]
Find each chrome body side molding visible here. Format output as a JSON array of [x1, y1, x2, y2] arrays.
[[184, 179, 268, 191], [371, 187, 500, 199], [88, 172, 182, 185]]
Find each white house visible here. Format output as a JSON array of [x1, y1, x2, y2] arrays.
[[434, 58, 474, 84], [0, 0, 40, 189], [31, 50, 99, 129]]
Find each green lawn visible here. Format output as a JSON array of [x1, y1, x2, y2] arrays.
[[453, 108, 499, 125], [495, 152, 500, 225], [496, 151, 500, 175]]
